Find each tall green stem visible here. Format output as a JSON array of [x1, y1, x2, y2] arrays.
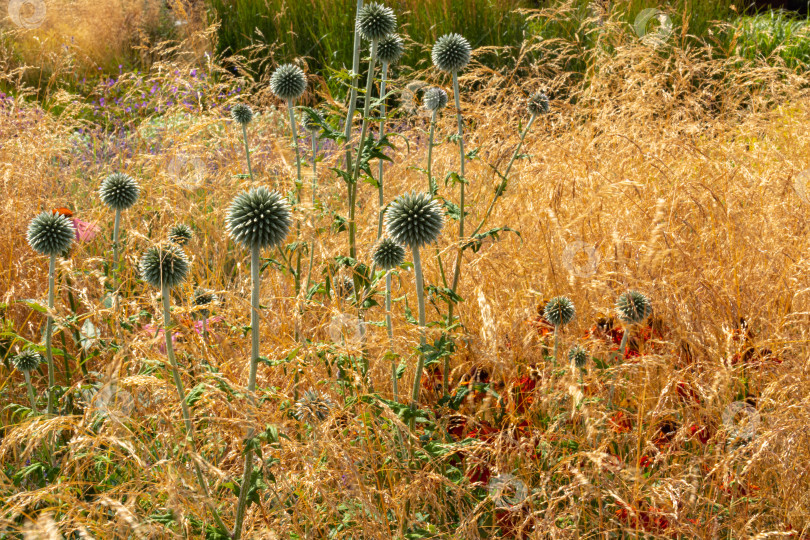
[[427, 109, 438, 195], [112, 209, 121, 286], [161, 288, 227, 534], [376, 61, 389, 240], [233, 245, 262, 540], [241, 123, 253, 181], [45, 254, 56, 415], [305, 134, 319, 295], [447, 72, 466, 325], [24, 371, 37, 413], [409, 245, 427, 431], [344, 0, 365, 260], [385, 271, 397, 401], [553, 324, 560, 368]]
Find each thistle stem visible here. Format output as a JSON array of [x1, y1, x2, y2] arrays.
[[241, 123, 253, 181], [112, 209, 121, 288], [427, 109, 438, 195], [409, 245, 427, 431], [161, 288, 227, 535], [448, 71, 466, 325], [344, 0, 365, 260], [24, 371, 37, 413], [45, 254, 56, 415], [233, 245, 262, 540], [376, 61, 389, 240], [305, 133, 319, 296], [553, 324, 560, 368], [385, 271, 397, 401]]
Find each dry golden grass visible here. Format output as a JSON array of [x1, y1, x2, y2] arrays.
[[2, 11, 810, 538]]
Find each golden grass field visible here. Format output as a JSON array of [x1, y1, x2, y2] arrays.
[[2, 4, 810, 538]]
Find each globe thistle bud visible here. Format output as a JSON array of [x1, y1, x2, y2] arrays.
[[99, 172, 140, 211], [300, 109, 324, 133], [139, 243, 190, 290], [356, 2, 397, 42], [544, 296, 575, 327], [270, 64, 307, 101], [230, 103, 254, 126], [377, 33, 404, 64], [293, 389, 335, 423], [527, 92, 550, 116], [372, 237, 405, 271], [423, 87, 448, 112], [568, 345, 588, 369], [384, 191, 444, 249], [616, 291, 652, 324], [27, 211, 75, 256], [226, 187, 292, 250], [193, 287, 218, 318], [169, 224, 193, 246], [431, 33, 471, 73], [335, 276, 355, 299], [12, 349, 42, 373]]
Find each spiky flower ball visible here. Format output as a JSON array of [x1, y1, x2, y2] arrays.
[[616, 291, 652, 324], [528, 92, 550, 116], [384, 192, 444, 249], [226, 187, 292, 250], [139, 243, 190, 290], [544, 296, 575, 327], [336, 276, 355, 299], [423, 87, 448, 112], [356, 2, 397, 42], [230, 103, 254, 126], [193, 288, 218, 318], [12, 349, 42, 373], [99, 172, 140, 211], [293, 390, 335, 423], [569, 345, 588, 369], [301, 109, 324, 133], [169, 224, 193, 246], [27, 212, 75, 256], [270, 64, 307, 101], [377, 33, 404, 64], [372, 237, 405, 271], [432, 33, 472, 73]]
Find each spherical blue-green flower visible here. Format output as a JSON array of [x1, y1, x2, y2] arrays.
[[193, 287, 218, 318], [231, 103, 254, 126], [12, 349, 42, 373], [544, 296, 575, 327], [27, 212, 75, 256], [169, 224, 193, 246], [300, 109, 324, 133], [616, 291, 652, 324], [432, 33, 471, 73], [356, 2, 397, 42], [270, 64, 307, 101], [139, 243, 190, 290], [377, 33, 404, 64], [384, 192, 444, 249], [372, 237, 405, 271], [423, 87, 448, 112], [568, 345, 588, 369], [528, 92, 550, 116], [226, 187, 292, 250], [99, 172, 140, 211]]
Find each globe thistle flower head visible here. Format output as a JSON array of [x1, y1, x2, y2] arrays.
[[377, 33, 404, 64], [544, 296, 575, 327], [99, 172, 140, 211], [270, 64, 307, 101], [528, 92, 550, 116], [372, 237, 405, 271], [616, 291, 652, 324], [13, 349, 42, 373], [423, 87, 448, 112], [432, 33, 472, 73], [293, 390, 335, 423], [336, 276, 355, 299], [139, 243, 190, 290], [169, 224, 193, 246], [384, 191, 444, 249], [300, 109, 324, 133], [27, 211, 75, 256], [356, 2, 397, 42], [568, 345, 588, 369], [226, 187, 292, 250], [193, 287, 218, 318], [230, 103, 254, 126]]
